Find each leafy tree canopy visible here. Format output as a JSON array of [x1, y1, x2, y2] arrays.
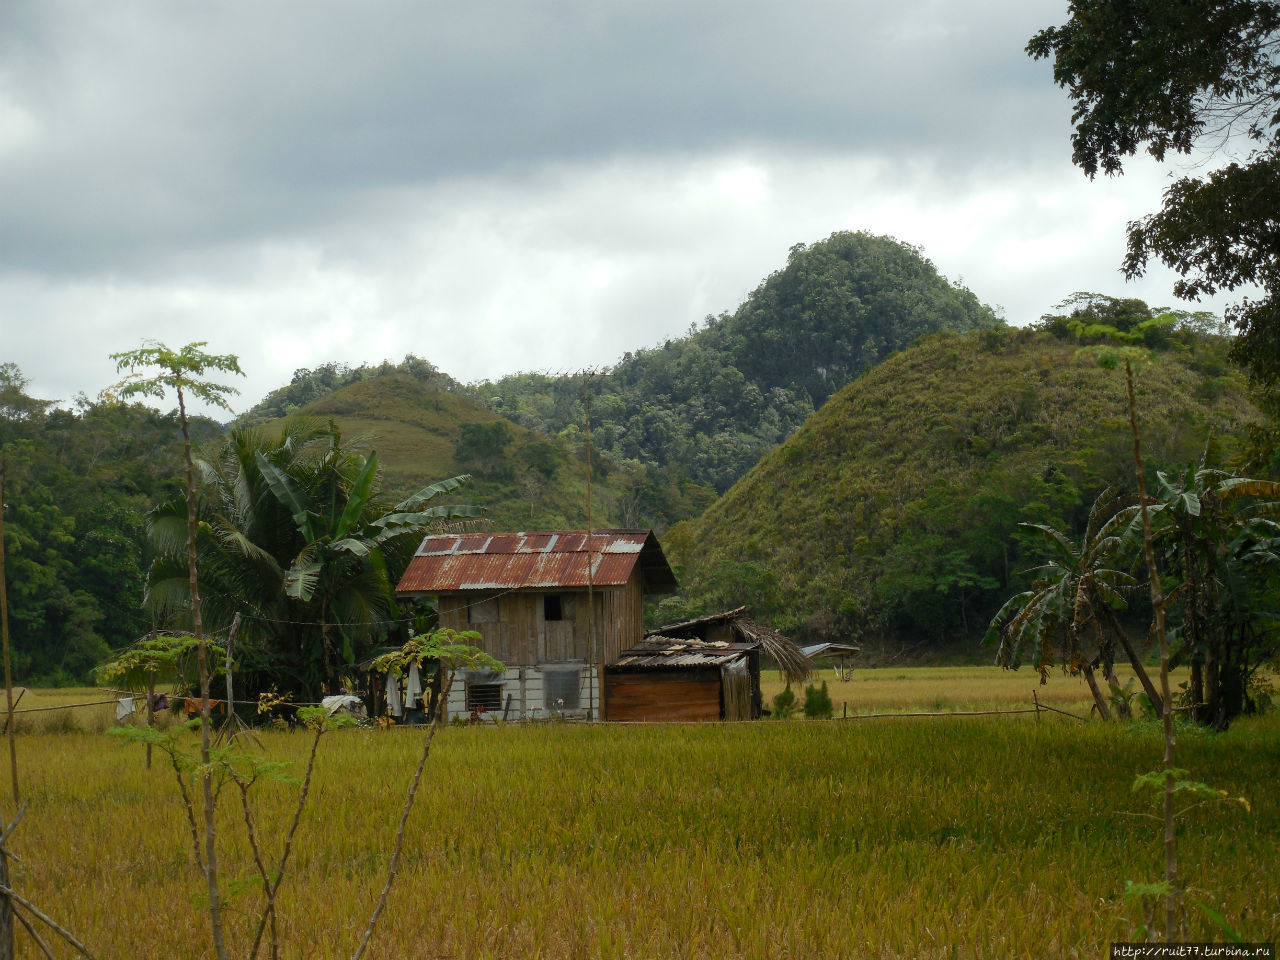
[[146, 419, 479, 699], [1028, 1, 1280, 382], [477, 231, 1002, 492], [0, 366, 211, 684]]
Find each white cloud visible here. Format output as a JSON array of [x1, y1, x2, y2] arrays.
[[0, 0, 1253, 420]]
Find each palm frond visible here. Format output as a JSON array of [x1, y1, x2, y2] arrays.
[[257, 451, 316, 541], [333, 450, 380, 541], [394, 474, 472, 512]]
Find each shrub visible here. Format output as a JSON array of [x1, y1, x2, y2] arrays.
[[803, 681, 833, 719], [772, 685, 798, 719]]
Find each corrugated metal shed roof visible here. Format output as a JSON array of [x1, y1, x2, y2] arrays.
[[651, 606, 747, 635], [801, 642, 861, 659], [641, 608, 812, 682], [613, 635, 756, 670], [395, 529, 678, 594]]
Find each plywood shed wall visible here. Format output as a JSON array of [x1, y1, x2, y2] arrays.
[[604, 669, 722, 723]]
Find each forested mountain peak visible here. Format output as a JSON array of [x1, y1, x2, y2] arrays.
[[232, 232, 999, 494], [694, 230, 1001, 402], [480, 231, 1003, 491]]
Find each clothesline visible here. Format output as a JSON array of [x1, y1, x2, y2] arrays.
[[7, 693, 334, 715], [217, 585, 527, 630]]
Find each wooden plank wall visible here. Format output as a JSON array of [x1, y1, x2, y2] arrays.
[[605, 672, 721, 723], [437, 571, 648, 667], [601, 573, 646, 664]]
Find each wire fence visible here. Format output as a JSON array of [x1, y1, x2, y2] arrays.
[[827, 692, 1088, 723], [4, 688, 1092, 732]]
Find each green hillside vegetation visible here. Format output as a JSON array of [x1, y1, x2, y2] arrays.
[[262, 373, 714, 533], [0, 363, 217, 683], [662, 320, 1263, 652], [237, 354, 460, 424], [235, 232, 1000, 520], [474, 231, 1003, 492]]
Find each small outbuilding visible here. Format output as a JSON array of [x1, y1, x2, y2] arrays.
[[394, 529, 677, 720], [801, 641, 861, 680], [604, 607, 811, 722]]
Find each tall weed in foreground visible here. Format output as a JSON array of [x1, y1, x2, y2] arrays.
[[104, 628, 500, 960]]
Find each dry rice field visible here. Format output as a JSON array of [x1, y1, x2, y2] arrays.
[[5, 668, 1278, 959]]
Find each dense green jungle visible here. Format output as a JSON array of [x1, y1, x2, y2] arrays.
[[2, 230, 1274, 683]]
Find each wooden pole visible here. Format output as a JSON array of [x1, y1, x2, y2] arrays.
[[583, 374, 597, 721], [0, 459, 17, 803], [1126, 358, 1179, 939], [145, 619, 158, 771], [223, 613, 241, 743], [146, 671, 155, 771], [0, 456, 15, 960]]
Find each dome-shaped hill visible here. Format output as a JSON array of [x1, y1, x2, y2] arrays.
[[663, 326, 1262, 650], [256, 373, 647, 531], [485, 231, 1003, 493]]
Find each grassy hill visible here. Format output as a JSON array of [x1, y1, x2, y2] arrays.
[[266, 373, 714, 532], [661, 325, 1264, 651]]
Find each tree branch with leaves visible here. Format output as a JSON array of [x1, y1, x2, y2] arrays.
[[108, 341, 243, 960]]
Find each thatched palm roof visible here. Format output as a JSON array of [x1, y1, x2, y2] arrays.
[[646, 607, 811, 683]]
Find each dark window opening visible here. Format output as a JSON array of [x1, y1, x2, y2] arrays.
[[466, 683, 504, 713], [544, 668, 581, 710], [544, 594, 563, 621], [468, 596, 499, 623]]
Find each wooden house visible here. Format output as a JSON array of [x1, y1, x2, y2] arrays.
[[394, 530, 677, 720], [604, 607, 811, 722]]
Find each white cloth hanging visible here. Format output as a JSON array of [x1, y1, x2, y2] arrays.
[[385, 670, 403, 718], [405, 662, 423, 709], [115, 697, 136, 722]]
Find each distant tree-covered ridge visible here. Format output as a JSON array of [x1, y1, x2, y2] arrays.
[[0, 362, 217, 684], [237, 354, 459, 425], [474, 231, 1003, 491], [661, 315, 1263, 652], [251, 372, 715, 535]]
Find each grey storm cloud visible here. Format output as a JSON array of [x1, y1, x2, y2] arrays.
[[0, 0, 1064, 277], [3, 0, 1234, 419]]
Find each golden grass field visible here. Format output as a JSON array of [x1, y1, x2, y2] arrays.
[[5, 668, 1278, 959], [759, 664, 1176, 717]]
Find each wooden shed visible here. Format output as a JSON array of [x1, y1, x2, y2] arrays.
[[394, 530, 677, 720], [604, 608, 811, 722]]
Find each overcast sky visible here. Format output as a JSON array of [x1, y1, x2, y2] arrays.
[[0, 1, 1242, 418]]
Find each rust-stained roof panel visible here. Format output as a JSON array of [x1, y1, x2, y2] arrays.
[[612, 635, 757, 669], [395, 529, 677, 594]]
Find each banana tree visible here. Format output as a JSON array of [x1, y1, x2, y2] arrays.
[[986, 487, 1161, 718], [1140, 465, 1280, 727]]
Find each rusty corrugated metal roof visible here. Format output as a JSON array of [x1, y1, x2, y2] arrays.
[[395, 529, 678, 594], [641, 608, 812, 682], [613, 635, 755, 669], [650, 606, 748, 635]]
